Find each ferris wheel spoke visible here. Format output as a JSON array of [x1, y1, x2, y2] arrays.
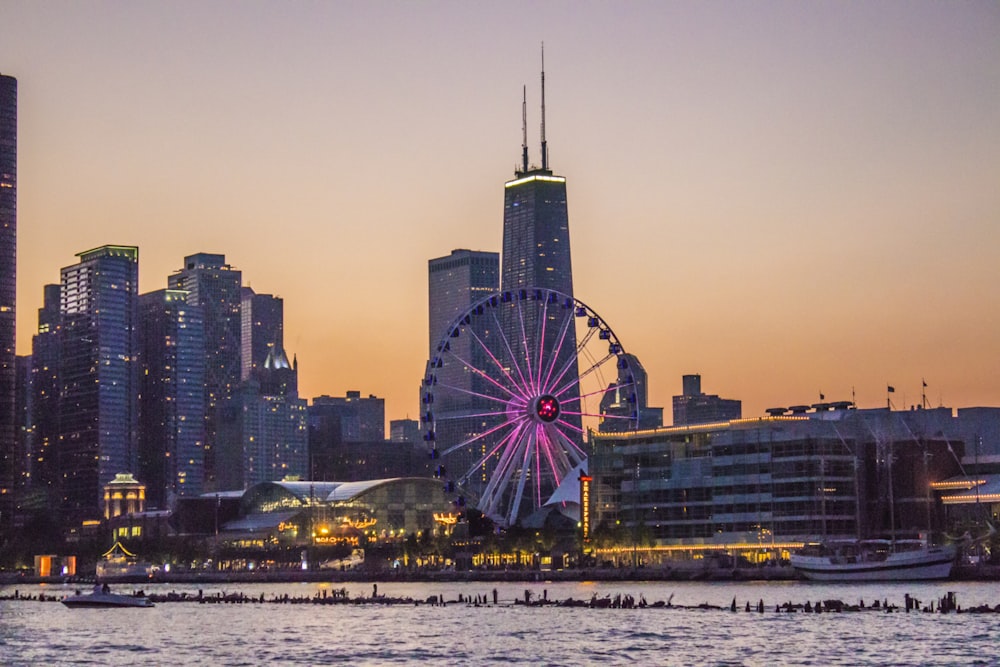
[[553, 352, 615, 401], [433, 381, 522, 410], [546, 325, 601, 398], [490, 309, 532, 398], [535, 296, 551, 394], [456, 415, 531, 483], [443, 348, 526, 403], [479, 422, 530, 517], [539, 306, 575, 393], [516, 296, 537, 394], [507, 429, 536, 525], [538, 424, 571, 485], [433, 408, 515, 423], [465, 325, 530, 402], [549, 423, 588, 466], [441, 414, 524, 457], [561, 380, 634, 405]]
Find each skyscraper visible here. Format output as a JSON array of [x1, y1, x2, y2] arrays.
[[428, 249, 499, 354], [0, 74, 16, 533], [168, 253, 242, 489], [241, 286, 283, 382], [500, 60, 581, 447], [138, 289, 206, 507], [30, 285, 61, 498], [59, 245, 139, 523], [426, 250, 500, 488], [217, 345, 307, 490]]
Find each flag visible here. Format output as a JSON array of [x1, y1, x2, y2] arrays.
[[887, 385, 895, 393], [819, 393, 825, 400], [922, 379, 927, 388]]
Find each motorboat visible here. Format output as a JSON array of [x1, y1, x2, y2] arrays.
[[789, 539, 958, 582], [62, 585, 155, 608]]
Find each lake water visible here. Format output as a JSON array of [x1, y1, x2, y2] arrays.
[[3, 580, 1000, 665]]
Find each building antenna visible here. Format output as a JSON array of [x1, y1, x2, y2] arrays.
[[540, 42, 548, 171], [521, 85, 529, 175]]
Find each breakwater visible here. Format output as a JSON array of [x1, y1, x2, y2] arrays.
[[5, 585, 998, 615]]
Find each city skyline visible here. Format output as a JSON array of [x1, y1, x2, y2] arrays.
[[1, 3, 998, 425]]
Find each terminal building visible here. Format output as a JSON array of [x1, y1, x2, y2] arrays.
[[589, 403, 1000, 565]]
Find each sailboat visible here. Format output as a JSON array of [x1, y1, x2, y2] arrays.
[[790, 421, 959, 581]]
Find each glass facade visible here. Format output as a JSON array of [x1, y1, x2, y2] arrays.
[[168, 253, 242, 488], [591, 408, 968, 549], [139, 289, 206, 506], [30, 284, 61, 495], [59, 246, 139, 522]]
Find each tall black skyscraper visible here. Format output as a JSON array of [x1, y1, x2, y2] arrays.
[[500, 59, 581, 440], [0, 74, 16, 533]]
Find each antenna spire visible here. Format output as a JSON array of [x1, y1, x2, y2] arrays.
[[540, 42, 548, 171], [521, 85, 529, 175]]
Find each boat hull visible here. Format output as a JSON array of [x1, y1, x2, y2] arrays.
[[62, 592, 154, 608], [790, 545, 957, 582]]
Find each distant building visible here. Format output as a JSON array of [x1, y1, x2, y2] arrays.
[[58, 246, 140, 524], [599, 353, 663, 432], [0, 74, 17, 533], [390, 419, 420, 444], [241, 286, 283, 381], [671, 374, 741, 426], [217, 346, 307, 490], [311, 392, 385, 443], [428, 249, 499, 354], [138, 289, 206, 506], [168, 253, 242, 489]]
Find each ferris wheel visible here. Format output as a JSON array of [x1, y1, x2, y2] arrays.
[[421, 288, 638, 527]]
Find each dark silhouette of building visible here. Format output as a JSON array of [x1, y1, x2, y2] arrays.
[[138, 289, 206, 507], [29, 284, 60, 501], [672, 374, 741, 426], [241, 286, 283, 382], [58, 246, 140, 524], [168, 253, 242, 489], [0, 74, 16, 533], [390, 419, 420, 443]]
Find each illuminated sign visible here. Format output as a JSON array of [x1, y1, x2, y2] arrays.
[[433, 512, 458, 525], [579, 473, 592, 543]]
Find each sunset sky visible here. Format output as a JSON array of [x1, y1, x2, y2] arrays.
[[2, 2, 998, 426]]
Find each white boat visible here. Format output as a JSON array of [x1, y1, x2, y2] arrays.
[[790, 539, 957, 582], [62, 585, 155, 608]]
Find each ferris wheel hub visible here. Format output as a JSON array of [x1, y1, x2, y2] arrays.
[[531, 394, 561, 423]]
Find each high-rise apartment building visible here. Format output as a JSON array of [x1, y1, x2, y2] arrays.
[[138, 289, 206, 507], [0, 74, 17, 533], [58, 245, 139, 523], [241, 287, 283, 381], [168, 253, 242, 489], [217, 346, 307, 490]]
